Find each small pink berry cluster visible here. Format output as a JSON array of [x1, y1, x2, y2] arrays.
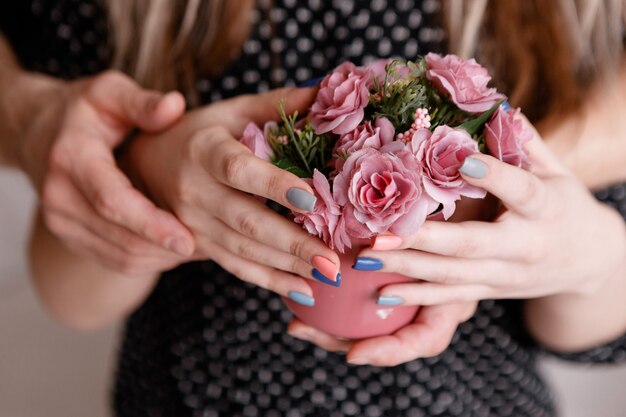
[[396, 108, 431, 142]]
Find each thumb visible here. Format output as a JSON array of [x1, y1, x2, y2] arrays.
[[87, 70, 186, 132], [519, 114, 569, 177]]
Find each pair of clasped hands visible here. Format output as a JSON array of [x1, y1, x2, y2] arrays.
[[29, 71, 625, 366]]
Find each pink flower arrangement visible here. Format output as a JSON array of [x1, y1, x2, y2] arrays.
[[241, 54, 531, 252]]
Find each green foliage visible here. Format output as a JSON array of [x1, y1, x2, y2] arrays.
[[268, 102, 334, 178], [369, 60, 430, 132]]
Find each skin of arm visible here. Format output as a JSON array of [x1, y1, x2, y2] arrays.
[[29, 213, 160, 331], [523, 67, 626, 353], [0, 35, 61, 169]]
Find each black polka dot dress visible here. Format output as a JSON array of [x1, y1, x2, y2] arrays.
[[2, 1, 626, 416]]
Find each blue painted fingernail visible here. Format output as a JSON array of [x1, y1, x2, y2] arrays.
[[353, 257, 383, 271], [459, 157, 488, 179], [286, 188, 317, 212], [312, 268, 341, 287], [501, 100, 511, 111], [288, 291, 315, 307], [377, 295, 404, 306], [299, 77, 324, 87]]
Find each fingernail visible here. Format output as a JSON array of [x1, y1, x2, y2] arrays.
[[371, 235, 402, 251], [376, 295, 404, 306], [287, 291, 315, 307], [347, 356, 369, 365], [148, 94, 163, 111], [501, 100, 511, 111], [288, 328, 310, 339], [312, 269, 341, 287], [459, 157, 488, 179], [312, 256, 339, 281], [353, 257, 383, 271], [299, 77, 324, 87], [165, 237, 192, 256], [286, 188, 317, 212]]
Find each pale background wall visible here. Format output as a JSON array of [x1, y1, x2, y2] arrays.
[[1, 167, 625, 417]]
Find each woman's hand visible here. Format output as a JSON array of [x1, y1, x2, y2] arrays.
[[124, 87, 342, 300], [287, 301, 477, 366], [357, 123, 626, 306], [13, 68, 195, 274]]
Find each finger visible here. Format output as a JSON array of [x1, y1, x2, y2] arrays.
[[287, 319, 353, 353], [355, 249, 507, 286], [49, 185, 185, 260], [44, 211, 178, 275], [71, 150, 195, 256], [373, 220, 518, 259], [200, 238, 314, 298], [87, 70, 186, 132], [378, 282, 492, 306], [459, 153, 549, 219], [205, 186, 340, 275], [519, 115, 569, 177], [212, 87, 318, 135], [347, 303, 476, 366], [200, 127, 319, 211], [197, 216, 314, 279]]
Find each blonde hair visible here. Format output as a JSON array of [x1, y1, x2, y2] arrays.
[[107, 0, 625, 119], [107, 0, 254, 105]]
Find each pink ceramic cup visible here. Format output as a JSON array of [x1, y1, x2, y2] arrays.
[[283, 241, 419, 340]]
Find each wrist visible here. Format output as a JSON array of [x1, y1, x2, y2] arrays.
[[0, 68, 65, 171]]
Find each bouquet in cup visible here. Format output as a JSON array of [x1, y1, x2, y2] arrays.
[[240, 54, 531, 339]]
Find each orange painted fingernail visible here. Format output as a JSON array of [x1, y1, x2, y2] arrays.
[[312, 255, 339, 282], [370, 235, 402, 251]]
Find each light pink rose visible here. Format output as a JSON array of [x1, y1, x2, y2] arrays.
[[409, 126, 487, 219], [484, 107, 532, 168], [334, 118, 395, 155], [310, 62, 371, 135], [333, 144, 438, 238], [240, 122, 273, 161], [425, 53, 505, 113], [293, 170, 351, 253], [331, 117, 395, 174]]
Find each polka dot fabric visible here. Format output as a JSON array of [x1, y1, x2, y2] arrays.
[[1, 1, 625, 416]]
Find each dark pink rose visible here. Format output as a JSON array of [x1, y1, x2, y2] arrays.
[[409, 126, 486, 219], [425, 53, 505, 113], [293, 170, 351, 253], [333, 144, 438, 237], [310, 62, 371, 135], [240, 122, 273, 161], [484, 107, 532, 168]]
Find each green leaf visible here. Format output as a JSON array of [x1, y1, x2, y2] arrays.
[[457, 101, 504, 136], [274, 159, 311, 178]]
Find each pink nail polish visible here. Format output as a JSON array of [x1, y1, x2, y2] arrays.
[[312, 255, 339, 282], [371, 235, 402, 251]]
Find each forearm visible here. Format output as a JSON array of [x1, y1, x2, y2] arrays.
[[0, 34, 63, 169], [524, 266, 626, 352], [29, 212, 159, 331]]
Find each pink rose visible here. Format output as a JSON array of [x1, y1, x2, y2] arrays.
[[240, 122, 273, 161], [334, 118, 395, 155], [310, 62, 371, 135], [366, 59, 410, 84], [293, 170, 351, 253], [425, 53, 505, 113], [409, 126, 487, 219], [331, 117, 395, 174], [484, 107, 532, 168], [333, 144, 438, 237]]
